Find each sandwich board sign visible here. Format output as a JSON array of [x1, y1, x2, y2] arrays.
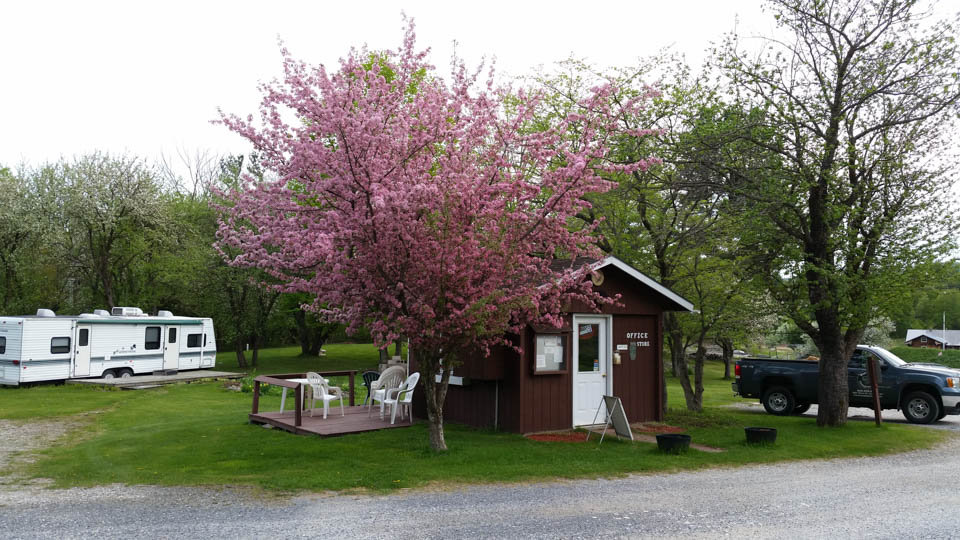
[[585, 395, 633, 443]]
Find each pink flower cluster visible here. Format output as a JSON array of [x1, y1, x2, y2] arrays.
[[215, 21, 651, 362]]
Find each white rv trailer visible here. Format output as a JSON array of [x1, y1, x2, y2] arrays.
[[0, 307, 216, 386]]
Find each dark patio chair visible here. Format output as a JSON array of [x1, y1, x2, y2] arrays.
[[361, 370, 380, 406]]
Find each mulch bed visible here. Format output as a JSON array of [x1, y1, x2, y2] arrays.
[[525, 423, 686, 443], [526, 432, 589, 443]]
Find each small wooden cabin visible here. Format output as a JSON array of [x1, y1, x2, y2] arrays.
[[411, 255, 693, 433]]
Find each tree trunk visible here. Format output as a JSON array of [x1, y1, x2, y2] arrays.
[[234, 337, 248, 369], [394, 339, 402, 358], [816, 345, 848, 426], [419, 349, 449, 451], [249, 334, 260, 368], [293, 309, 311, 356], [664, 313, 683, 377], [676, 344, 705, 412], [719, 338, 734, 380]]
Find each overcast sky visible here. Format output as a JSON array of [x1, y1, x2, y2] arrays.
[[0, 0, 782, 171], [1, 0, 956, 181]]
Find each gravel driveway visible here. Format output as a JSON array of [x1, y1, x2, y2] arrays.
[[2, 414, 959, 539]]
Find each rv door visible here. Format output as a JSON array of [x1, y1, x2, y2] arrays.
[[74, 325, 92, 377], [163, 326, 179, 370]]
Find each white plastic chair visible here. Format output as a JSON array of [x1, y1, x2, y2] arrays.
[[368, 365, 406, 417], [382, 372, 420, 424], [306, 371, 344, 419]]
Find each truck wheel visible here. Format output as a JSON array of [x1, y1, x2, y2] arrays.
[[936, 409, 947, 421], [101, 370, 117, 380], [762, 386, 796, 416], [902, 392, 939, 424], [118, 368, 134, 379], [793, 403, 811, 415]]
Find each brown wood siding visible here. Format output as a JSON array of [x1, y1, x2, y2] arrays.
[[452, 344, 507, 380], [412, 262, 673, 433], [517, 323, 572, 433], [611, 315, 661, 422]]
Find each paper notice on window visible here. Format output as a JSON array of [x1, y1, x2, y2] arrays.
[[536, 354, 547, 368]]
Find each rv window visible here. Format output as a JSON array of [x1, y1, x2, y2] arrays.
[[187, 333, 201, 348], [168, 328, 177, 344], [204, 333, 208, 346], [78, 329, 89, 347], [0, 336, 5, 354], [51, 337, 70, 354], [145, 327, 161, 350]]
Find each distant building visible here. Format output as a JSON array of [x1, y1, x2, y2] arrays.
[[905, 329, 960, 350]]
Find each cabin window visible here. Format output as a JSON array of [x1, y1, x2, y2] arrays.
[[0, 336, 5, 354], [187, 333, 201, 348], [50, 337, 70, 354], [921, 336, 927, 343], [78, 329, 89, 347], [145, 327, 161, 350], [168, 328, 177, 344], [533, 334, 567, 374]]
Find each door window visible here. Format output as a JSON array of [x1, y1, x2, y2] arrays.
[[577, 324, 600, 372], [0, 336, 5, 354], [168, 328, 177, 344], [78, 329, 89, 347]]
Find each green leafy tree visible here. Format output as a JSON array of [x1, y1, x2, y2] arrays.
[[715, 0, 960, 426]]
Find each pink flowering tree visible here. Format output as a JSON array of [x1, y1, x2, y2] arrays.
[[216, 22, 652, 450]]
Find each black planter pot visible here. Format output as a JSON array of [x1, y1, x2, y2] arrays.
[[656, 433, 691, 454], [745, 427, 778, 444]]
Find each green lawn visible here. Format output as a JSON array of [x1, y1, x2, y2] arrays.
[[216, 343, 385, 375], [0, 348, 948, 493]]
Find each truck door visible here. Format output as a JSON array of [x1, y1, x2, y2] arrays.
[[849, 349, 893, 407], [848, 350, 871, 405]]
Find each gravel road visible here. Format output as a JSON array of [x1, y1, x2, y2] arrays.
[[2, 413, 959, 539]]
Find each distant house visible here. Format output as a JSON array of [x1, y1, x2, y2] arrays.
[[905, 329, 960, 350]]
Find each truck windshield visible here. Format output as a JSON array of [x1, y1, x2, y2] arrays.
[[870, 347, 907, 367]]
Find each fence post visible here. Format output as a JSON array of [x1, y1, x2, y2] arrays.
[[252, 380, 260, 414]]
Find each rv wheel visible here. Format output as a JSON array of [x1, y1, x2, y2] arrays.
[[118, 368, 134, 379], [101, 370, 117, 380]]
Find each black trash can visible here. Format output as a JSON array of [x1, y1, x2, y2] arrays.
[[745, 427, 778, 444], [656, 433, 691, 454]]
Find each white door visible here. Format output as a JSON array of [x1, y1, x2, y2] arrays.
[[572, 315, 610, 426], [74, 325, 92, 377], [163, 326, 179, 370]]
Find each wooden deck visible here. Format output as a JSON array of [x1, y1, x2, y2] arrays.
[[250, 405, 414, 437]]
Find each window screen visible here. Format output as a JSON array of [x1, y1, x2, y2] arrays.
[[168, 328, 177, 344], [78, 329, 89, 347], [145, 327, 161, 350], [0, 336, 5, 354], [51, 337, 71, 354], [187, 333, 201, 348]]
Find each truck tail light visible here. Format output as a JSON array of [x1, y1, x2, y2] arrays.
[[734, 363, 741, 377]]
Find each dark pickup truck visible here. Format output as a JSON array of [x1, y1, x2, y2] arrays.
[[734, 345, 960, 424]]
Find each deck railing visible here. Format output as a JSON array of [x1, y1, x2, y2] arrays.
[[251, 371, 357, 428]]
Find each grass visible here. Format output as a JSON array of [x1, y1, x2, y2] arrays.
[[216, 343, 385, 375], [2, 347, 950, 494]]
